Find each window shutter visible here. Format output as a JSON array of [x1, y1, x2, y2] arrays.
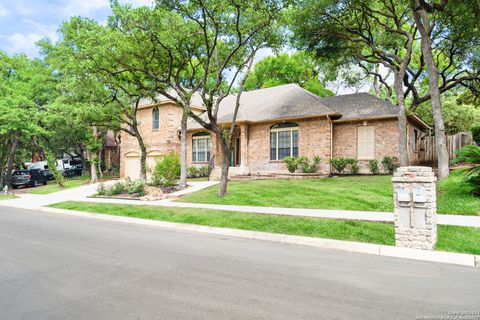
[[357, 126, 375, 159]]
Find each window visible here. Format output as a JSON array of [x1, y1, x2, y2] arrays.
[[192, 132, 211, 162], [152, 107, 159, 130], [357, 126, 375, 159], [270, 122, 299, 160], [413, 129, 419, 152]]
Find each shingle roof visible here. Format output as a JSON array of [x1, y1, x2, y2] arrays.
[[320, 92, 398, 121], [139, 91, 205, 110], [188, 84, 337, 128]]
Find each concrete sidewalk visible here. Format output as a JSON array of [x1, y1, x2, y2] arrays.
[[1, 180, 479, 228]]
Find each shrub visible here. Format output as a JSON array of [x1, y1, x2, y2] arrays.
[[96, 183, 107, 196], [452, 145, 480, 196], [283, 157, 299, 173], [187, 166, 199, 178], [345, 158, 359, 174], [198, 167, 209, 177], [330, 157, 348, 174], [151, 152, 181, 187], [368, 160, 380, 175], [298, 156, 321, 173], [126, 178, 146, 196], [110, 182, 125, 195], [187, 166, 209, 178], [472, 125, 480, 145], [381, 156, 400, 174]]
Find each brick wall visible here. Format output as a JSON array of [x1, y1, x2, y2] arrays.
[[332, 118, 424, 173], [119, 103, 182, 178], [246, 117, 332, 174]]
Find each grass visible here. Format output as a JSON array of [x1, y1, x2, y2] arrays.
[[26, 176, 90, 195], [0, 194, 17, 200], [50, 201, 394, 245], [179, 171, 480, 216], [436, 170, 480, 215], [49, 201, 480, 255], [180, 176, 394, 211]]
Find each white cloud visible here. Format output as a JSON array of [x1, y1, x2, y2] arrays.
[[0, 4, 9, 17], [2, 20, 58, 57], [5, 32, 43, 56], [62, 0, 110, 17]]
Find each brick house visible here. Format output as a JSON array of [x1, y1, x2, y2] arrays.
[[120, 84, 428, 179]]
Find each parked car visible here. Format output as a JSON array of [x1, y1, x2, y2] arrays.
[[11, 169, 48, 189]]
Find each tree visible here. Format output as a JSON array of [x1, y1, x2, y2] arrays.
[[244, 52, 334, 96], [0, 53, 51, 189], [408, 0, 480, 179], [416, 93, 480, 134], [292, 0, 416, 166], [39, 17, 144, 182], [157, 0, 289, 196], [103, 2, 207, 188]]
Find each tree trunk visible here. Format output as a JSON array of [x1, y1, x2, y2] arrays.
[[217, 134, 231, 197], [138, 138, 147, 181], [373, 64, 381, 97], [0, 138, 9, 187], [6, 132, 20, 189], [179, 111, 188, 188], [394, 72, 410, 167], [410, 2, 449, 180], [90, 157, 98, 184], [97, 149, 103, 178], [90, 126, 98, 184]]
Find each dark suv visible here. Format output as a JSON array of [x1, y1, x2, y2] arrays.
[[11, 169, 48, 189]]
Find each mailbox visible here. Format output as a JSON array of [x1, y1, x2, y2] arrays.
[[413, 187, 427, 203], [397, 187, 410, 203]]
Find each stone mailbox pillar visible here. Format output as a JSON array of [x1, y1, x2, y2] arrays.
[[392, 166, 437, 250]]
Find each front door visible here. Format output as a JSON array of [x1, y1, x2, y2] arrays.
[[230, 138, 241, 167]]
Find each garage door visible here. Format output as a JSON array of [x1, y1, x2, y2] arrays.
[[125, 153, 141, 180]]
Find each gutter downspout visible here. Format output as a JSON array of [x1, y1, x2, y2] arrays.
[[327, 115, 333, 174]]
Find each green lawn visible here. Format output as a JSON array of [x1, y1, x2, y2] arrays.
[[178, 171, 480, 216], [27, 176, 90, 195], [51, 201, 394, 245], [50, 201, 480, 255], [0, 194, 17, 200]]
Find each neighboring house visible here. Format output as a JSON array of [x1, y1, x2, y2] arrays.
[[101, 130, 120, 174], [120, 84, 428, 179]]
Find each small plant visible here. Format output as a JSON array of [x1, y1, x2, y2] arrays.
[[198, 167, 209, 177], [151, 152, 181, 187], [283, 157, 299, 173], [298, 156, 321, 173], [345, 158, 359, 174], [110, 182, 125, 195], [381, 156, 399, 174], [368, 160, 380, 175], [452, 145, 480, 196], [126, 178, 146, 196], [187, 166, 209, 178], [187, 166, 199, 178], [330, 157, 349, 174], [96, 183, 107, 196]]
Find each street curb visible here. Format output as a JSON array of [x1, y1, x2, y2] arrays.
[[39, 206, 479, 268]]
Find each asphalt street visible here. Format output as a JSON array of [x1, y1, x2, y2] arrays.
[[0, 206, 479, 320]]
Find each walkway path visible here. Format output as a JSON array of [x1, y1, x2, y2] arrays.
[[1, 180, 479, 228]]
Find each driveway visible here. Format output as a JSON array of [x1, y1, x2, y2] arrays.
[[0, 207, 478, 320]]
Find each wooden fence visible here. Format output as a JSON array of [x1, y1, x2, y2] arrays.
[[418, 131, 474, 166]]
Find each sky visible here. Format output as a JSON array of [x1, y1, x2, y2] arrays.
[[0, 0, 365, 94], [0, 0, 153, 57]]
